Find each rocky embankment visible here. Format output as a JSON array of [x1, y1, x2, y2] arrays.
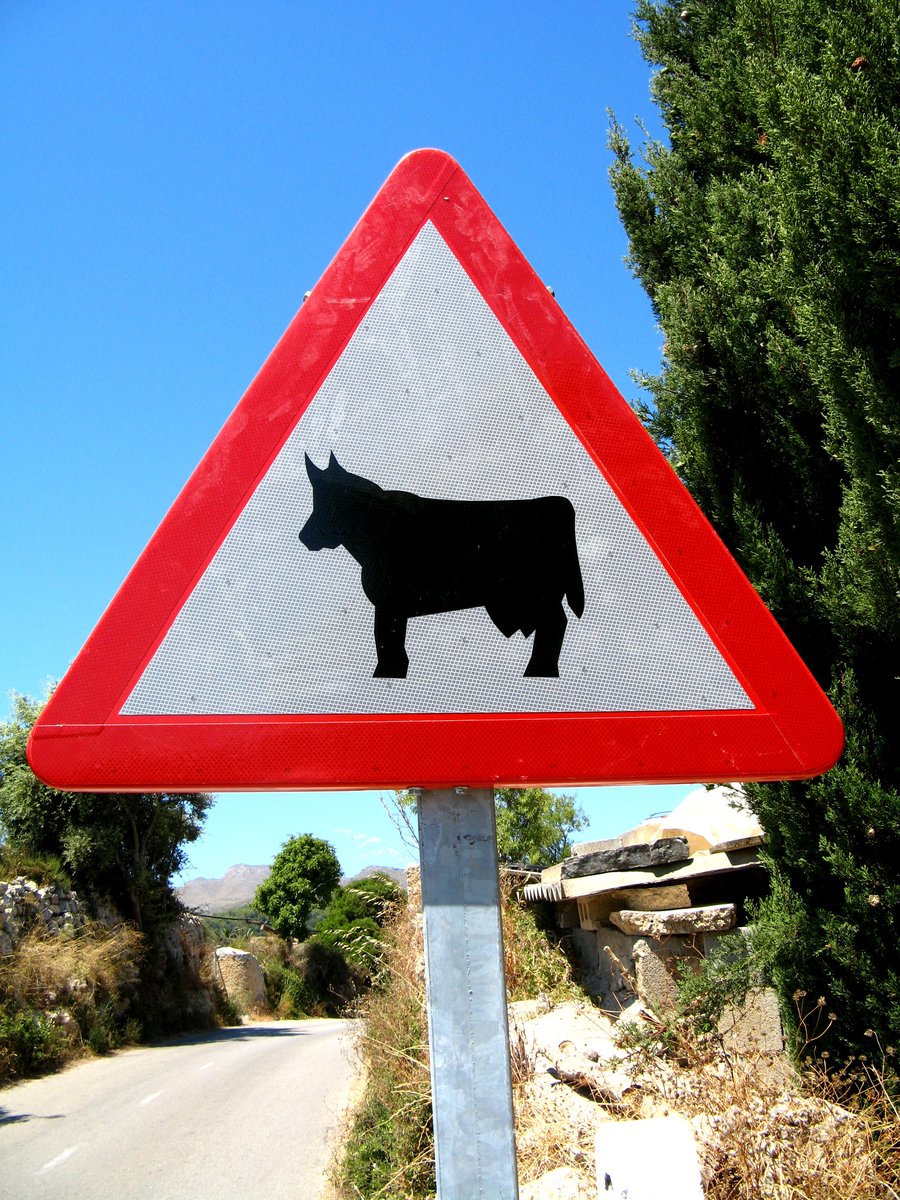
[[0, 878, 89, 955]]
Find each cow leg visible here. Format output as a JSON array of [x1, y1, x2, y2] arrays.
[[373, 608, 409, 678], [524, 604, 567, 677]]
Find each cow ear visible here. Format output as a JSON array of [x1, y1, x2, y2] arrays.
[[305, 453, 322, 482]]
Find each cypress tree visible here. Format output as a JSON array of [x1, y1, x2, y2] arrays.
[[610, 0, 900, 1061]]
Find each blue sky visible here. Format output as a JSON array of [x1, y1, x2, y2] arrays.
[[3, 2, 701, 882]]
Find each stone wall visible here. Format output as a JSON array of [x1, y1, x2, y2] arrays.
[[0, 878, 89, 955]]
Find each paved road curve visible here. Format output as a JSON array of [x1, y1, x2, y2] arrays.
[[0, 1019, 359, 1200]]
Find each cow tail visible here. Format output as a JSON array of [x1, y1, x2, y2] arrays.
[[565, 509, 585, 618]]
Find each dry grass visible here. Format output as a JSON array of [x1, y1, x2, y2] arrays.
[[336, 903, 434, 1198], [0, 923, 146, 1080], [512, 1056, 599, 1189], [610, 1004, 900, 1199], [0, 923, 143, 1007]]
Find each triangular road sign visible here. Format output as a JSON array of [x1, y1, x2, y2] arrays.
[[28, 149, 842, 792]]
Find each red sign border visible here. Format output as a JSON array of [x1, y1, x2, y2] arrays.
[[28, 149, 843, 791]]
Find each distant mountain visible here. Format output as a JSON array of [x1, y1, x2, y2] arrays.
[[342, 865, 408, 891], [176, 864, 270, 914], [177, 862, 408, 914]]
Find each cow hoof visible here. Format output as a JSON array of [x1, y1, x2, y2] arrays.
[[373, 663, 409, 678], [524, 665, 560, 678]]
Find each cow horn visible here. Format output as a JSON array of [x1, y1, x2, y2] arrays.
[[305, 453, 322, 481]]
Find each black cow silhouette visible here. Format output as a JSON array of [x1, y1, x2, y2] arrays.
[[299, 453, 585, 678]]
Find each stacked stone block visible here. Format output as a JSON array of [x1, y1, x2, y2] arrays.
[[0, 877, 89, 955]]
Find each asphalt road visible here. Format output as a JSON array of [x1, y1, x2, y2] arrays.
[[0, 1019, 360, 1200]]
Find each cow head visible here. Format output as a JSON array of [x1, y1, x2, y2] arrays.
[[298, 452, 347, 550]]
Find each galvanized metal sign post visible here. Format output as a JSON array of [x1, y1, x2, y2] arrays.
[[416, 788, 518, 1199], [27, 149, 843, 1200]]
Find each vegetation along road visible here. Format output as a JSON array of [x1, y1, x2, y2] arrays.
[[0, 1019, 358, 1199]]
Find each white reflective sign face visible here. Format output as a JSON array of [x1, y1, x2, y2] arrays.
[[122, 223, 752, 716]]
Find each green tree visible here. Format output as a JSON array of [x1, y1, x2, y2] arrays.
[[0, 694, 211, 931], [610, 0, 900, 1061], [254, 834, 342, 941], [494, 787, 586, 867]]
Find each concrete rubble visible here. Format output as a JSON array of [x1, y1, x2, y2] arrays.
[[510, 995, 711, 1195], [519, 1164, 595, 1199], [510, 996, 706, 1194], [510, 989, 876, 1197], [561, 835, 690, 878], [521, 785, 781, 1053], [511, 998, 635, 1104], [609, 902, 736, 938], [506, 786, 889, 1196], [508, 787, 804, 1195]]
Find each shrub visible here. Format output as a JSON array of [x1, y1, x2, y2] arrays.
[[502, 885, 588, 1004], [317, 874, 403, 975], [0, 1003, 66, 1077], [215, 993, 244, 1027], [315, 918, 383, 974], [291, 938, 358, 1015], [277, 966, 321, 1019], [674, 929, 764, 1035], [257, 936, 360, 1018], [0, 845, 70, 890], [81, 998, 120, 1055]]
